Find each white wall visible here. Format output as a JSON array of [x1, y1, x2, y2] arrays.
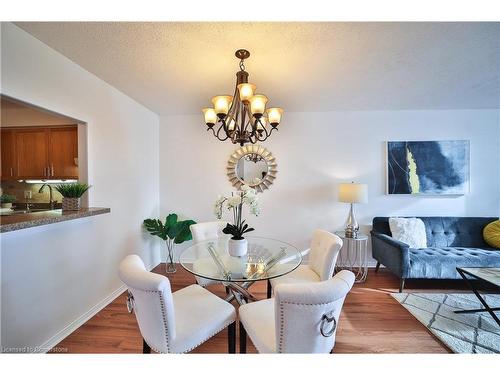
[[159, 110, 500, 261], [1, 21, 499, 352], [0, 23, 160, 350], [1, 103, 77, 126]]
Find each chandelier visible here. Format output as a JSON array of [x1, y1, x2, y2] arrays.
[[202, 49, 284, 146], [243, 153, 264, 163]]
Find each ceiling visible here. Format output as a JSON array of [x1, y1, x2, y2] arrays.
[[15, 22, 500, 115]]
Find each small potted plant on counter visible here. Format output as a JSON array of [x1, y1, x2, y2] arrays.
[[54, 182, 91, 211], [214, 185, 260, 257], [0, 194, 17, 209], [143, 213, 196, 273]]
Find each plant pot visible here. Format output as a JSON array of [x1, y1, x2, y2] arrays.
[[228, 238, 248, 257], [62, 197, 80, 211], [1, 203, 13, 209]]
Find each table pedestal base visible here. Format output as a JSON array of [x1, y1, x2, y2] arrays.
[[223, 281, 258, 305]]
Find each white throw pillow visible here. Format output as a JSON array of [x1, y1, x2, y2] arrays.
[[388, 217, 427, 248]]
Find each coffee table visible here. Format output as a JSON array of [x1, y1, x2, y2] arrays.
[[455, 267, 500, 326]]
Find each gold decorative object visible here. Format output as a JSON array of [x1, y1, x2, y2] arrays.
[[227, 145, 277, 193]]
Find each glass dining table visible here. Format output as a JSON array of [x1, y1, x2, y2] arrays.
[[179, 236, 302, 305]]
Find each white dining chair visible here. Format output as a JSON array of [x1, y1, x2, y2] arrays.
[[239, 270, 355, 353], [190, 221, 228, 287], [118, 254, 237, 353], [268, 229, 343, 297]]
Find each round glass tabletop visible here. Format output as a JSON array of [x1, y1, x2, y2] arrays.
[[179, 236, 302, 283]]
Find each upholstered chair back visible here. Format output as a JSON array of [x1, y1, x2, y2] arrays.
[[118, 255, 175, 353], [273, 270, 355, 353], [308, 229, 343, 281], [190, 221, 227, 243]]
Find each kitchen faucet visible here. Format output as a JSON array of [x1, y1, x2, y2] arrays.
[[39, 184, 57, 210]]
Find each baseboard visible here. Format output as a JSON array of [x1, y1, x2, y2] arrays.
[[39, 261, 159, 353]]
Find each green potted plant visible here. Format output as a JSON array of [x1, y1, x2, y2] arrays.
[[0, 194, 17, 209], [143, 213, 196, 273], [54, 182, 91, 211], [214, 185, 260, 257]]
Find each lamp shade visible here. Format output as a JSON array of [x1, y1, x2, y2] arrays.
[[237, 83, 256, 101], [202, 108, 217, 125], [249, 94, 268, 116], [266, 107, 283, 125], [338, 183, 368, 203], [211, 95, 232, 115]]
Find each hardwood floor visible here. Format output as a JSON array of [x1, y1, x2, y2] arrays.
[[53, 265, 466, 353]]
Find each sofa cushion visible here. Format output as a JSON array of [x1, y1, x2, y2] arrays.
[[483, 220, 500, 249], [407, 247, 500, 279], [389, 217, 427, 248]]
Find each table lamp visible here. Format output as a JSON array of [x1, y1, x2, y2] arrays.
[[338, 182, 368, 238]]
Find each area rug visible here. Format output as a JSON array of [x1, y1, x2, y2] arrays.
[[391, 293, 500, 353]]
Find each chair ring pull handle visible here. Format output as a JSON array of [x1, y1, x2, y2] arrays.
[[126, 291, 135, 314], [320, 311, 337, 337]]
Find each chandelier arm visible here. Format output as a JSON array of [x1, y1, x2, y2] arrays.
[[249, 126, 261, 143], [225, 85, 240, 137], [234, 100, 242, 133], [255, 124, 270, 142], [242, 103, 255, 135], [208, 124, 229, 141], [267, 126, 278, 137], [252, 125, 264, 143], [228, 85, 239, 121], [207, 126, 217, 136], [214, 122, 230, 141]]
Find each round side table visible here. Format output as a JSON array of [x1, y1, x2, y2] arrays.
[[334, 231, 368, 283]]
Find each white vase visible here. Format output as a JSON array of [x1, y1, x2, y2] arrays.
[[1, 203, 13, 209], [228, 238, 248, 257]]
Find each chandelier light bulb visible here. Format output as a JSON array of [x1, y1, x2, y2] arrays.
[[266, 107, 284, 126], [237, 83, 256, 102], [211, 95, 233, 116], [250, 94, 268, 117], [227, 117, 236, 131], [202, 108, 217, 126]]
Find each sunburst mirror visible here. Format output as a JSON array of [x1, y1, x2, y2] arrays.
[[227, 145, 277, 193]]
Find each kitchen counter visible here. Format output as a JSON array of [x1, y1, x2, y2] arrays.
[[0, 207, 110, 233]]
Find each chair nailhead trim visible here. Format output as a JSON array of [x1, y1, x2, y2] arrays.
[[278, 300, 336, 353], [276, 277, 351, 353], [181, 319, 235, 354], [130, 288, 171, 353]]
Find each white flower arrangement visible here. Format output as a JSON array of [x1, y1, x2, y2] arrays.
[[214, 185, 260, 240]]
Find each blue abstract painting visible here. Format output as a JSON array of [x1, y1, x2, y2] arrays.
[[387, 140, 470, 195]]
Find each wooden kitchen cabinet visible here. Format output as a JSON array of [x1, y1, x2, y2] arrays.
[[0, 125, 78, 181], [49, 127, 78, 179], [15, 128, 50, 179], [1, 129, 17, 179]]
